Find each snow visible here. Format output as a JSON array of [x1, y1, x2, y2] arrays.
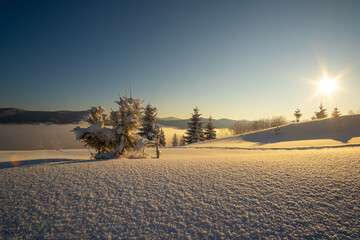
[[1, 147, 359, 239], [1, 115, 360, 238], [187, 114, 360, 149]]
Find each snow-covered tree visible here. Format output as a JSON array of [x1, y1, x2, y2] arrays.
[[204, 116, 216, 140], [110, 94, 144, 155], [314, 103, 328, 119], [73, 106, 114, 156], [171, 133, 178, 146], [73, 91, 164, 159], [159, 128, 166, 147], [185, 107, 204, 144], [140, 104, 158, 140], [331, 107, 341, 118], [294, 109, 302, 123]]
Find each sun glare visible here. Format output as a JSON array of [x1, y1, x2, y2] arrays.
[[317, 76, 337, 96]]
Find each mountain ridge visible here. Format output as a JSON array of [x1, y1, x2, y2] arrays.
[[0, 108, 89, 124], [0, 108, 244, 128]]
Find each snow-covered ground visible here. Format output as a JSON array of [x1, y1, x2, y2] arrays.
[[1, 147, 359, 239], [189, 114, 360, 149], [1, 115, 360, 239]]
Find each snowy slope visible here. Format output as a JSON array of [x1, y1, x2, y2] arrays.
[[0, 148, 359, 239], [188, 114, 360, 149]]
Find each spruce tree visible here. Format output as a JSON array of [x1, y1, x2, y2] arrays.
[[331, 107, 341, 117], [159, 129, 166, 147], [73, 106, 114, 156], [204, 116, 216, 140], [171, 133, 178, 146], [294, 109, 302, 123], [140, 104, 158, 140], [314, 103, 328, 119], [110, 93, 144, 155], [73, 90, 160, 159], [185, 107, 204, 144]]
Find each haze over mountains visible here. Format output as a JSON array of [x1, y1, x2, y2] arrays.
[[0, 108, 242, 128]]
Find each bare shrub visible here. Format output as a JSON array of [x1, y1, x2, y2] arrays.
[[216, 128, 234, 138], [229, 116, 287, 135]]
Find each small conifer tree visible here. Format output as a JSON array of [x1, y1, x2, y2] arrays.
[[204, 116, 216, 140], [314, 103, 328, 119], [331, 107, 341, 118], [73, 106, 114, 156], [185, 107, 204, 144], [110, 93, 144, 155], [73, 90, 163, 159], [159, 128, 166, 147], [171, 133, 178, 146], [294, 109, 302, 123], [140, 104, 158, 140]]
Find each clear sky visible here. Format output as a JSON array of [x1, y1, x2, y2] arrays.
[[1, 0, 359, 120]]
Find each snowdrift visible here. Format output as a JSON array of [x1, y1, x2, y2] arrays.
[[188, 114, 360, 149]]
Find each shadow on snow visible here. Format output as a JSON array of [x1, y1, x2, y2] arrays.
[[0, 158, 110, 170]]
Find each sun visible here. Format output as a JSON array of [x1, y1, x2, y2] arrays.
[[317, 76, 337, 96]]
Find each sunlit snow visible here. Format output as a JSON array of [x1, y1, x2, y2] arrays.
[[1, 115, 360, 238]]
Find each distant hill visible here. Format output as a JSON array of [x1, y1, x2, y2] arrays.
[[0, 108, 26, 117], [0, 108, 89, 124], [157, 118, 246, 129]]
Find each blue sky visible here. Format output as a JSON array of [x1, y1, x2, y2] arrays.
[[1, 0, 359, 120]]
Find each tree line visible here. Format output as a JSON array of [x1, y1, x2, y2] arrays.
[[73, 92, 217, 159], [74, 89, 354, 158], [295, 103, 342, 122], [229, 103, 346, 135]]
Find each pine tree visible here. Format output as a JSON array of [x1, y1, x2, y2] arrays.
[[73, 106, 114, 156], [294, 109, 302, 123], [331, 107, 341, 117], [140, 104, 158, 140], [159, 128, 166, 147], [185, 107, 204, 144], [110, 93, 144, 155], [171, 133, 178, 146], [204, 116, 216, 140], [314, 103, 328, 119]]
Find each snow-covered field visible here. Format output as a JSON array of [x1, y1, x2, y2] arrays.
[[1, 147, 359, 239], [1, 115, 360, 239]]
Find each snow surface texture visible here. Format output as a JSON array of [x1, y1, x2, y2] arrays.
[[1, 147, 359, 239]]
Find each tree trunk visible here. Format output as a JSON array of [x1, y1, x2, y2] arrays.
[[155, 138, 160, 159]]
